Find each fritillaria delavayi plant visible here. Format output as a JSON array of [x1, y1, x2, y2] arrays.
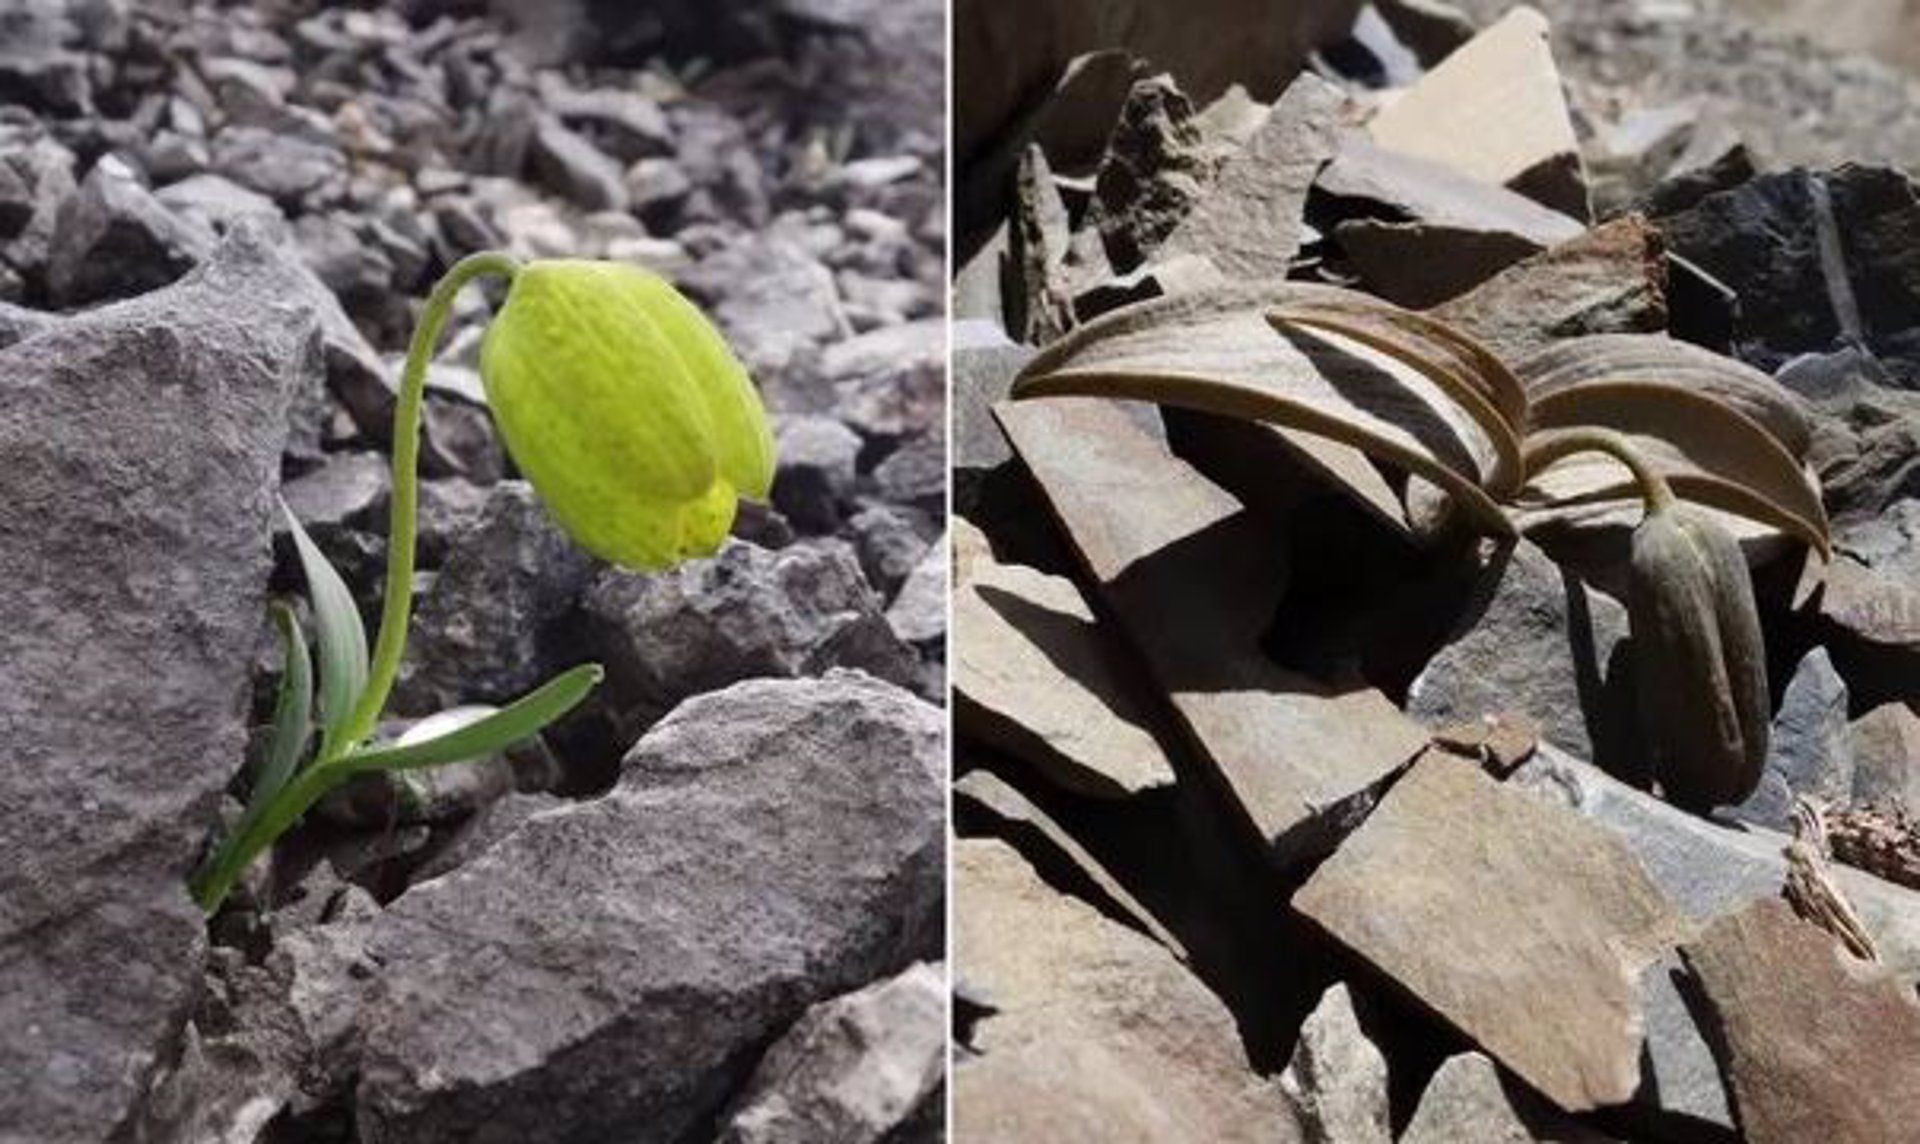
[[1011, 285, 1830, 811], [191, 253, 775, 913]]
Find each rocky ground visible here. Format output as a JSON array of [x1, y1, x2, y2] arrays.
[[953, 2, 1920, 1141], [1, 1, 945, 1140]]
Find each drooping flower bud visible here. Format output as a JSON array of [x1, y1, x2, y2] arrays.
[[1626, 505, 1770, 809], [480, 260, 776, 569]]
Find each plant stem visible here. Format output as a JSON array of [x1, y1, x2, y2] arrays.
[[189, 761, 344, 913], [1520, 427, 1676, 516], [342, 250, 521, 748]]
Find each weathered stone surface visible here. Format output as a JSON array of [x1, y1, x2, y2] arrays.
[[210, 125, 347, 210], [0, 222, 316, 1143], [850, 503, 935, 598], [0, 133, 76, 287], [682, 227, 849, 381], [357, 673, 944, 1142], [584, 538, 918, 733], [1318, 135, 1584, 250], [999, 397, 1428, 867], [1367, 5, 1588, 219], [1680, 898, 1920, 1144], [1277, 984, 1391, 1144], [1733, 647, 1855, 830], [1431, 215, 1669, 362], [1510, 745, 1920, 978], [1407, 537, 1632, 770], [1337, 216, 1551, 309], [955, 557, 1176, 798], [955, 768, 1184, 954], [953, 837, 1302, 1142], [772, 414, 863, 533], [818, 318, 944, 439], [718, 961, 946, 1144], [1160, 73, 1345, 280], [47, 154, 216, 306], [1401, 1052, 1606, 1144], [1852, 701, 1920, 812], [1294, 753, 1685, 1112], [1087, 74, 1221, 274]]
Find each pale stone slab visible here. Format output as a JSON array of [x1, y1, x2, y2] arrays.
[[1294, 753, 1685, 1112]]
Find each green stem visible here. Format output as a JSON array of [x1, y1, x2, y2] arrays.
[[342, 250, 522, 747], [190, 762, 346, 914], [1521, 427, 1676, 516]]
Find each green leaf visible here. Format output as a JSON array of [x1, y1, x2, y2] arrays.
[[332, 664, 603, 776], [227, 601, 314, 849], [282, 499, 369, 754]]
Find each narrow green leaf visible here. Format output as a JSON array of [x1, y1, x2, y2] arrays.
[[282, 498, 369, 755], [332, 664, 602, 776], [225, 601, 314, 853]]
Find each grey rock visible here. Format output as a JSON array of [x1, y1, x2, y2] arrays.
[[280, 450, 389, 538], [155, 172, 286, 233], [821, 318, 945, 439], [1401, 1053, 1606, 1144], [211, 125, 347, 210], [848, 503, 934, 597], [394, 481, 599, 714], [886, 532, 946, 645], [356, 672, 944, 1143], [0, 297, 61, 348], [1407, 537, 1633, 772], [1277, 984, 1392, 1144], [1851, 701, 1920, 813], [874, 430, 944, 509], [544, 85, 673, 164], [772, 415, 863, 533], [681, 229, 848, 381], [0, 221, 316, 1143], [719, 961, 946, 1144], [46, 154, 214, 307], [0, 134, 76, 291], [951, 321, 1035, 474], [529, 114, 630, 212], [626, 155, 694, 222], [584, 538, 918, 733], [1733, 647, 1854, 830]]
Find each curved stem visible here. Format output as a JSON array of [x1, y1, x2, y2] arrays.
[[1521, 427, 1676, 516], [342, 250, 522, 747]]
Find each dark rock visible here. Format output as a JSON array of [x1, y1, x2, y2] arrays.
[[47, 155, 216, 306], [1087, 74, 1221, 274], [718, 961, 946, 1144], [1679, 898, 1920, 1144], [277, 450, 390, 575], [544, 84, 673, 164], [1407, 537, 1634, 774], [772, 414, 863, 533], [528, 113, 630, 212], [583, 538, 919, 734], [848, 503, 933, 597], [394, 481, 599, 714], [1658, 165, 1920, 385], [0, 221, 317, 1142], [355, 672, 943, 1143], [0, 133, 77, 294], [873, 430, 943, 509], [1732, 647, 1854, 831]]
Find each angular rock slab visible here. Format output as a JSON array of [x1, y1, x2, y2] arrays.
[[1294, 753, 1685, 1111], [1366, 5, 1588, 219], [1680, 899, 1920, 1144], [997, 397, 1428, 869], [955, 558, 1177, 798], [953, 838, 1302, 1142], [0, 221, 316, 1142], [355, 672, 945, 1143], [1733, 646, 1854, 830], [719, 961, 946, 1144]]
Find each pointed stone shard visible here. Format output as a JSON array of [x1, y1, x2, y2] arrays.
[[996, 397, 1429, 868], [1277, 983, 1392, 1144], [955, 558, 1177, 798], [1366, 6, 1588, 219], [1402, 1053, 1609, 1144], [1294, 753, 1685, 1112], [1680, 898, 1920, 1144]]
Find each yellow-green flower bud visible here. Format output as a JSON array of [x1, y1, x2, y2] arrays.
[[1626, 505, 1770, 809], [480, 260, 776, 569]]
